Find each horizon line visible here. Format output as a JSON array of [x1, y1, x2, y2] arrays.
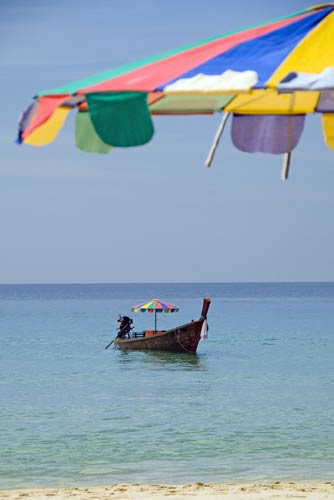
[[1, 280, 334, 286]]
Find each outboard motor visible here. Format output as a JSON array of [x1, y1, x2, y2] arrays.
[[117, 315, 133, 338]]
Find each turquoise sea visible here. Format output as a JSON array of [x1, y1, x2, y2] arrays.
[[0, 282, 333, 489]]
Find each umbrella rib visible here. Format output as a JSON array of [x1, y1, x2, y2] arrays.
[[281, 152, 291, 180], [281, 92, 296, 180], [205, 112, 231, 167]]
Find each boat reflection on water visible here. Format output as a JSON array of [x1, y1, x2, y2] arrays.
[[143, 349, 204, 367], [117, 348, 205, 369]]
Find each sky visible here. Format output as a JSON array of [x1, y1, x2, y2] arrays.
[[1, 0, 334, 284]]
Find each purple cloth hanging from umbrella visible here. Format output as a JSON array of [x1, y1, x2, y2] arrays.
[[231, 114, 305, 154], [16, 101, 38, 144], [316, 91, 334, 113]]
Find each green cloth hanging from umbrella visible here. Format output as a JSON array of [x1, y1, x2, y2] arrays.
[[75, 110, 111, 153], [86, 91, 154, 147]]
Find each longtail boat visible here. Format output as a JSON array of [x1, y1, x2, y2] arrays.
[[112, 297, 210, 354]]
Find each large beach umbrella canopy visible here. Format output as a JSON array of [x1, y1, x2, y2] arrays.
[[131, 299, 179, 332], [17, 4, 334, 178]]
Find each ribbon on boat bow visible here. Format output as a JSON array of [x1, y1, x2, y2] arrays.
[[200, 319, 208, 341]]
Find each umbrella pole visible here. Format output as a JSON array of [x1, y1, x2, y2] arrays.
[[205, 112, 230, 167], [281, 152, 291, 180], [155, 310, 157, 333], [281, 94, 295, 180]]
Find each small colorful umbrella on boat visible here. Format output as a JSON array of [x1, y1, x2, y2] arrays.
[[131, 298, 179, 332], [17, 4, 334, 179]]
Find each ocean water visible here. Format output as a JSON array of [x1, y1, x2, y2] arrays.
[[0, 282, 333, 489]]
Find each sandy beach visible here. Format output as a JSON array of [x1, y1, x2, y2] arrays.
[[1, 482, 334, 500]]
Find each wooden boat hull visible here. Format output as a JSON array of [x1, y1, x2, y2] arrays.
[[113, 298, 211, 354], [114, 319, 203, 354]]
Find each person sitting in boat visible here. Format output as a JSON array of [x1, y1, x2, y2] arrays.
[[117, 315, 133, 338]]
